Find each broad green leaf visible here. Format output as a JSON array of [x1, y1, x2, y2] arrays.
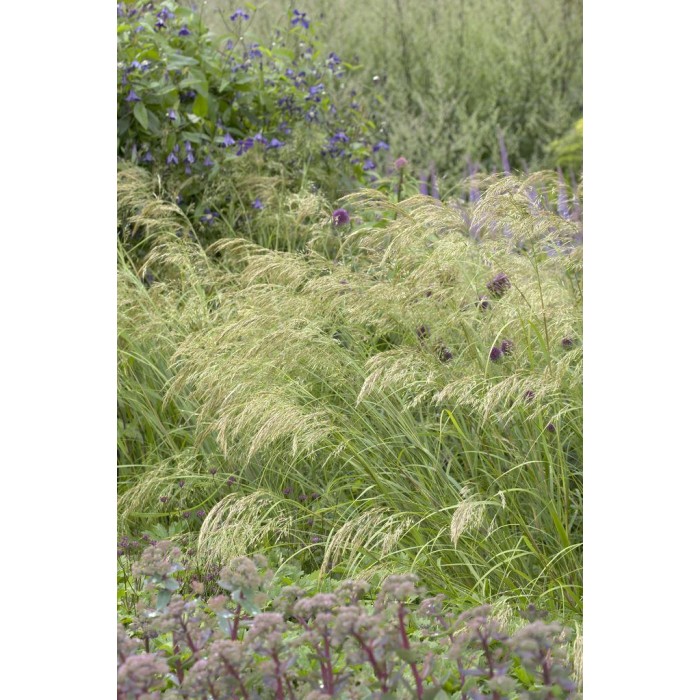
[[134, 102, 149, 130], [193, 93, 209, 118]]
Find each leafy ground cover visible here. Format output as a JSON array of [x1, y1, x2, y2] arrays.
[[118, 1, 583, 697]]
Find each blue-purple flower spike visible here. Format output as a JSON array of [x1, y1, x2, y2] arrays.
[[486, 272, 511, 297], [498, 130, 511, 174]]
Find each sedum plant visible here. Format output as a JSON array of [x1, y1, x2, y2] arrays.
[[118, 544, 580, 699]]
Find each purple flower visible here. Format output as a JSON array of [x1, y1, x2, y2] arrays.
[[476, 296, 490, 311], [546, 423, 556, 433], [157, 8, 175, 21], [141, 151, 154, 163], [253, 132, 268, 145], [221, 132, 235, 148], [283, 487, 292, 496], [236, 137, 255, 155], [332, 208, 350, 226], [557, 168, 572, 220], [498, 129, 511, 174], [125, 89, 141, 102], [500, 339, 515, 355], [166, 151, 178, 165], [178, 480, 186, 488], [247, 43, 262, 59], [308, 83, 324, 96], [394, 156, 408, 170], [489, 346, 503, 362], [373, 141, 390, 152], [227, 476, 236, 486], [203, 155, 214, 167], [182, 512, 191, 519], [523, 390, 535, 403], [159, 496, 169, 503], [196, 509, 206, 518], [562, 337, 575, 349], [167, 108, 177, 120], [363, 158, 376, 171], [200, 208, 220, 225], [251, 198, 264, 210], [209, 469, 217, 475], [438, 344, 453, 362], [291, 9, 310, 29], [230, 8, 250, 21], [416, 325, 430, 340], [311, 535, 321, 543], [267, 138, 284, 148], [178, 25, 191, 36], [486, 272, 511, 297]]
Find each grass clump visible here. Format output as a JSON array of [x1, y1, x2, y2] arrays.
[[118, 168, 582, 618]]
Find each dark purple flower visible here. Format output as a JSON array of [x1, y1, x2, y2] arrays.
[[247, 43, 262, 59], [311, 535, 321, 543], [227, 476, 236, 486], [310, 492, 320, 500], [416, 325, 430, 340], [332, 208, 350, 226], [209, 469, 217, 475], [125, 89, 141, 102], [546, 422, 556, 433], [394, 156, 408, 170], [166, 151, 178, 165], [141, 151, 154, 163], [253, 132, 268, 145], [476, 296, 490, 311], [489, 346, 503, 362], [500, 339, 515, 355], [267, 138, 284, 148], [230, 8, 250, 21], [221, 132, 235, 148], [283, 487, 292, 496], [291, 9, 310, 29], [167, 108, 177, 120], [363, 158, 376, 171], [178, 25, 191, 36], [159, 496, 169, 503], [203, 155, 214, 167], [373, 141, 390, 152], [178, 480, 186, 488], [196, 509, 206, 518], [438, 344, 453, 362], [486, 272, 511, 297], [252, 198, 264, 210], [157, 8, 175, 21], [524, 390, 535, 403], [200, 208, 220, 225], [308, 83, 324, 96], [562, 337, 575, 349], [182, 512, 191, 519], [299, 494, 308, 502]]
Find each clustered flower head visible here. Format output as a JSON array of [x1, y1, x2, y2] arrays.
[[486, 272, 511, 297], [332, 208, 351, 226], [119, 546, 580, 699], [394, 156, 408, 170]]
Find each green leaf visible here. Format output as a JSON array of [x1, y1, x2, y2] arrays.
[[134, 102, 149, 130], [395, 647, 422, 664], [193, 93, 209, 119], [156, 589, 172, 610], [422, 690, 450, 700]]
